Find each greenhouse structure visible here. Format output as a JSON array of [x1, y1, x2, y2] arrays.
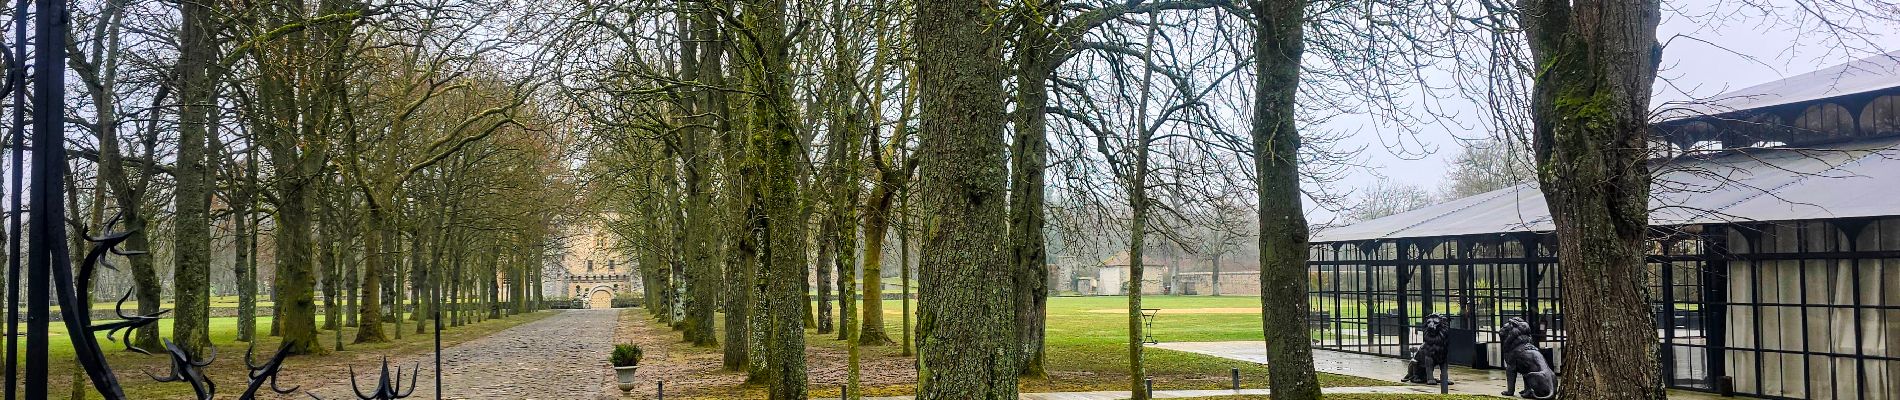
[[1307, 52, 1900, 399]]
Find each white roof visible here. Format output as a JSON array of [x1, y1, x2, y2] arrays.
[[1657, 51, 1900, 121], [1314, 136, 1900, 242]]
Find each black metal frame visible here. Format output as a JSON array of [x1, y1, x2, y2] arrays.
[[1308, 234, 1565, 368], [1308, 218, 1900, 399], [0, 2, 442, 398]]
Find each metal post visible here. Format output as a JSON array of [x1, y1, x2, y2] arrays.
[[1230, 367, 1239, 390], [25, 0, 69, 392], [1396, 240, 1412, 357], [436, 266, 444, 400], [841, 384, 847, 399], [1703, 225, 1729, 392], [1144, 377, 1153, 398], [1840, 220, 1870, 400], [1438, 362, 1448, 394], [657, 380, 664, 400], [3, 0, 24, 394], [1660, 239, 1675, 388], [2, 1, 23, 391]]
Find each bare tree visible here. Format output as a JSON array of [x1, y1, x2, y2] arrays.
[[1440, 136, 1534, 199], [1252, 0, 1322, 397], [1344, 178, 1434, 223]]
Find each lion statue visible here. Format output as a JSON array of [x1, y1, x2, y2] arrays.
[[1401, 313, 1451, 385], [1499, 317, 1557, 398]]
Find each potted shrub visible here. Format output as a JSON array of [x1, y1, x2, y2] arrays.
[[610, 343, 643, 392]]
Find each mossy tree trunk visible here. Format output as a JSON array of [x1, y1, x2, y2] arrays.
[[813, 196, 836, 335], [169, 0, 217, 355], [741, 0, 808, 394], [675, 0, 723, 347], [1519, 0, 1664, 398], [722, 115, 759, 370], [1251, 0, 1320, 398], [862, 60, 916, 348], [355, 205, 395, 343], [1009, 8, 1053, 379], [234, 152, 258, 340], [915, 0, 1017, 395]]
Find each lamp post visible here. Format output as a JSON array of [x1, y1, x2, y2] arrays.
[[435, 263, 444, 400]]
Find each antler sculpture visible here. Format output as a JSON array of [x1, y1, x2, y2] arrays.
[[54, 212, 171, 399], [308, 357, 420, 400], [238, 342, 301, 399], [79, 215, 171, 354], [147, 339, 217, 400]]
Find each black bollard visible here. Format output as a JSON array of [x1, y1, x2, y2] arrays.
[[1438, 362, 1449, 394], [1145, 377, 1154, 398], [658, 380, 665, 400], [1230, 368, 1240, 390], [842, 384, 848, 400]]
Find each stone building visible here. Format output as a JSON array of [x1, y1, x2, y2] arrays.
[[1065, 252, 1262, 296], [545, 218, 638, 309], [1172, 270, 1260, 296]]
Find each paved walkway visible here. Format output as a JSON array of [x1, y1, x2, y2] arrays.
[[1153, 341, 1727, 399], [863, 385, 1468, 400], [303, 309, 619, 400]]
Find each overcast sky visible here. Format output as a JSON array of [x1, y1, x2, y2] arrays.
[[1315, 0, 1899, 220]]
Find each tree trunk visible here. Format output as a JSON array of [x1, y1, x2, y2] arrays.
[[234, 174, 256, 341], [1252, 0, 1320, 397], [91, 95, 163, 353], [824, 21, 864, 342], [814, 209, 836, 334], [1519, 0, 1664, 398], [344, 231, 358, 327], [355, 207, 393, 343], [70, 158, 102, 400], [169, 0, 217, 355], [1210, 253, 1221, 296], [485, 259, 497, 321], [915, 0, 1016, 394], [272, 165, 324, 354], [1124, 17, 1158, 399], [1010, 11, 1053, 379], [672, 0, 721, 347], [320, 221, 338, 331], [723, 182, 760, 370], [898, 194, 913, 357], [411, 226, 428, 335], [743, 0, 807, 393], [721, 71, 758, 371], [858, 186, 896, 346], [450, 246, 464, 327]]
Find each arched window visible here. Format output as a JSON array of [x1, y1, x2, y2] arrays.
[[1795, 102, 1856, 137], [1860, 95, 1900, 135]]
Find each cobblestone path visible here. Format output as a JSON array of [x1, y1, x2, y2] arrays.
[[303, 309, 620, 400]]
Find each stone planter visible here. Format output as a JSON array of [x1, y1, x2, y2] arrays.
[[614, 365, 639, 392]]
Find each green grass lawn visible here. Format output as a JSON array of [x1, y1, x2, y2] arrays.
[[19, 310, 554, 399], [795, 295, 1392, 396], [1035, 296, 1385, 391], [55, 295, 277, 312], [1119, 395, 1494, 400]]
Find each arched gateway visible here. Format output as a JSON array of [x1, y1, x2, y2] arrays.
[[585, 286, 615, 309]]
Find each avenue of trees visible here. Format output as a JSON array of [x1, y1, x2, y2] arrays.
[[8, 1, 573, 397], [6, 0, 1895, 399], [565, 0, 1897, 399]]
